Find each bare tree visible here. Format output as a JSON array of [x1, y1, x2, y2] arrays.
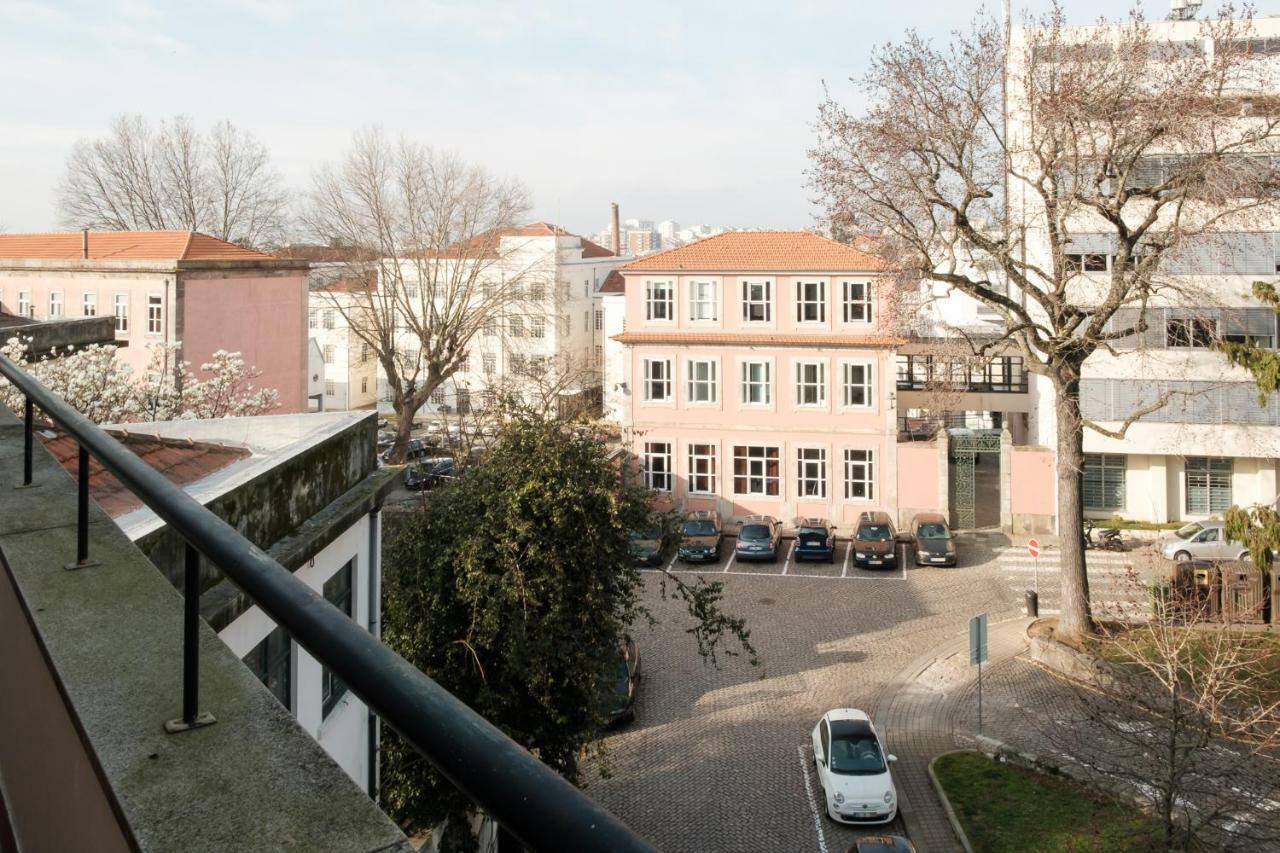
[[59, 115, 288, 248], [303, 129, 533, 462], [811, 7, 1280, 638]]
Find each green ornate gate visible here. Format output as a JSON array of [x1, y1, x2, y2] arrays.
[[949, 429, 1003, 530]]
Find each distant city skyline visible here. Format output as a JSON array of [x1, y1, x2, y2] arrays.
[[1, 0, 1180, 239]]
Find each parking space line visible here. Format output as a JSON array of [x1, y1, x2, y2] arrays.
[[723, 550, 736, 573], [665, 552, 678, 573], [841, 541, 851, 577], [781, 541, 795, 575], [797, 745, 830, 853]]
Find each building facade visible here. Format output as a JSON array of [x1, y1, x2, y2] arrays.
[[0, 230, 310, 412], [614, 231, 901, 528]]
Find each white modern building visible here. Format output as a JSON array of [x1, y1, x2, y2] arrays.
[[308, 284, 378, 412]]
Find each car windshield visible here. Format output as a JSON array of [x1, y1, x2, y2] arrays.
[[829, 733, 887, 775], [630, 527, 660, 541], [857, 524, 892, 541], [740, 524, 771, 541], [917, 523, 951, 540], [799, 527, 828, 539], [1174, 522, 1204, 541], [683, 521, 717, 536]]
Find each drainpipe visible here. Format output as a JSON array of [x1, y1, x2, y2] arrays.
[[82, 227, 89, 259], [366, 505, 381, 802]]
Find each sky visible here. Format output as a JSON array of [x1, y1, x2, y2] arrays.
[[0, 0, 1198, 240]]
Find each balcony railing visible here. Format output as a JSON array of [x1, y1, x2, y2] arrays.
[[896, 354, 1028, 394], [0, 352, 653, 853]]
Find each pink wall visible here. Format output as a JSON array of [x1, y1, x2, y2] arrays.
[[1011, 448, 1056, 517], [181, 271, 308, 413], [897, 443, 940, 511]]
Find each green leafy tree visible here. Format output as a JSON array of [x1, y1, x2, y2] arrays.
[[380, 412, 756, 850]]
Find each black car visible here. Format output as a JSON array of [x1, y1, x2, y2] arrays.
[[735, 515, 782, 561], [628, 524, 665, 567], [848, 837, 916, 853], [794, 518, 837, 563], [911, 512, 956, 566], [852, 511, 898, 569], [382, 438, 442, 463], [403, 457, 456, 491], [677, 511, 723, 563], [605, 635, 641, 726]]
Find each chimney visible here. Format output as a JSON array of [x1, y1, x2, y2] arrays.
[[610, 203, 620, 256], [81, 227, 89, 259]]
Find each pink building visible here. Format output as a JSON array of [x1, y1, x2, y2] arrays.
[[615, 231, 903, 528], [0, 231, 310, 412]]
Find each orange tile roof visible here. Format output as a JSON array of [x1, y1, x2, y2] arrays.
[[612, 331, 904, 348], [429, 222, 615, 260], [599, 270, 625, 294], [0, 230, 273, 261], [619, 230, 885, 272]]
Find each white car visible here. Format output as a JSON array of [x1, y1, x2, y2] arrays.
[[811, 709, 898, 825]]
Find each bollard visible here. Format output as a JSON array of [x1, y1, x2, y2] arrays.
[[1025, 589, 1039, 618]]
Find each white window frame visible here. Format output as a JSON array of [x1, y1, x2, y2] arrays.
[[641, 357, 673, 403], [113, 293, 129, 334], [840, 360, 875, 409], [146, 294, 164, 335], [841, 281, 873, 324], [795, 280, 826, 324], [82, 292, 97, 317], [739, 359, 773, 407], [531, 316, 546, 339], [731, 445, 782, 497], [687, 443, 718, 495], [308, 308, 318, 329], [324, 380, 337, 397], [48, 291, 64, 318], [741, 279, 772, 324], [323, 344, 336, 364], [794, 360, 827, 408], [796, 446, 828, 499], [642, 441, 673, 493], [17, 291, 32, 319], [686, 358, 718, 404], [322, 309, 335, 330], [645, 280, 675, 322], [482, 353, 496, 374], [842, 449, 875, 502], [688, 280, 718, 322]]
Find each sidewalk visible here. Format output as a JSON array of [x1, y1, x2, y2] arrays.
[[873, 617, 1033, 853]]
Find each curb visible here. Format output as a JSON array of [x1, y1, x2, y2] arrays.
[[927, 752, 977, 853]]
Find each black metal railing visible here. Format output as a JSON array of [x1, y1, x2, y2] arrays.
[[895, 354, 1028, 394], [0, 353, 653, 853]]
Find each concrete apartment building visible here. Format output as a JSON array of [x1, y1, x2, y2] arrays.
[[613, 231, 907, 527], [0, 230, 310, 411], [309, 283, 378, 411]]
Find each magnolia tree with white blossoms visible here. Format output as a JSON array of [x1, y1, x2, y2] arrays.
[[0, 338, 280, 423]]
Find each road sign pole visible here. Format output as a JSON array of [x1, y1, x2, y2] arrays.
[[1034, 553, 1039, 596], [977, 659, 983, 735]]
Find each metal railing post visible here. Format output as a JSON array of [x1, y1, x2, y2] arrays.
[[65, 444, 99, 570], [165, 543, 215, 734], [22, 397, 33, 486]]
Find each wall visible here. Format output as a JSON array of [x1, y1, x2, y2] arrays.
[[180, 270, 308, 412], [1009, 447, 1056, 534], [896, 441, 943, 525], [602, 292, 628, 424]]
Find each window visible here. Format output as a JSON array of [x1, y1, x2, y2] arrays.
[[843, 449, 874, 500], [324, 380, 336, 396], [687, 359, 718, 403], [82, 292, 97, 317], [645, 281, 674, 321], [643, 442, 673, 492], [733, 446, 780, 496], [740, 360, 771, 405], [403, 348, 420, 366], [323, 345, 335, 364], [482, 281, 496, 300], [742, 280, 772, 323], [361, 376, 368, 394], [17, 291, 31, 319], [842, 281, 873, 323], [595, 309, 603, 331], [147, 295, 163, 334], [584, 311, 589, 333], [405, 283, 419, 299], [431, 388, 446, 405], [1065, 252, 1110, 272], [1186, 457, 1232, 515], [795, 361, 826, 407], [531, 316, 546, 339], [1167, 317, 1216, 348], [796, 281, 826, 323], [308, 308, 318, 329], [321, 561, 354, 717], [642, 358, 673, 402], [582, 281, 589, 298], [510, 316, 524, 337], [113, 294, 128, 332], [361, 342, 371, 362], [689, 280, 718, 321], [529, 283, 545, 302], [483, 353, 496, 374], [509, 354, 527, 376], [483, 318, 496, 337], [594, 345, 602, 365], [244, 624, 291, 710], [1083, 454, 1126, 512], [796, 448, 827, 498], [322, 310, 335, 330], [842, 362, 873, 407], [49, 292, 64, 318], [688, 443, 717, 494]]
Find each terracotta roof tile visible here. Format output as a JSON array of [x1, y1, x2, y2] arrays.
[[612, 331, 904, 347], [599, 270, 625, 294], [429, 222, 614, 260], [0, 230, 272, 261], [619, 230, 885, 272]]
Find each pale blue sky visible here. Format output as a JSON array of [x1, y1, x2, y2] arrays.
[[0, 0, 1191, 239]]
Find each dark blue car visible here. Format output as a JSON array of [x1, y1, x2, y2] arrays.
[[794, 518, 837, 563]]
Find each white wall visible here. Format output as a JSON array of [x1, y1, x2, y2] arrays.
[[602, 292, 628, 424]]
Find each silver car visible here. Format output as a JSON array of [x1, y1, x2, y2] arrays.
[[1160, 521, 1248, 563]]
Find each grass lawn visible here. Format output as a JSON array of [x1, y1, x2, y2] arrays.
[[934, 751, 1162, 852]]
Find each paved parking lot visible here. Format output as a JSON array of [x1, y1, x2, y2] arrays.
[[587, 536, 1022, 853], [649, 536, 910, 581]]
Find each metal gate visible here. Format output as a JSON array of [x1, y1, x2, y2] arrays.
[[949, 429, 1003, 530]]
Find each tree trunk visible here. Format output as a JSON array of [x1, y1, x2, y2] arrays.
[[1054, 377, 1094, 638], [390, 400, 417, 464]]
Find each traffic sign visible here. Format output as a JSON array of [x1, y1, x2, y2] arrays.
[[969, 613, 988, 665], [1027, 538, 1041, 558]]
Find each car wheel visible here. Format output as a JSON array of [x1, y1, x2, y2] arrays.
[[1174, 551, 1192, 562], [1239, 551, 1252, 563]]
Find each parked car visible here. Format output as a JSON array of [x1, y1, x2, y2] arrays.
[[911, 512, 956, 567], [736, 515, 782, 561], [629, 522, 665, 567], [852, 512, 898, 569], [811, 708, 898, 825], [605, 634, 641, 726], [403, 457, 456, 491], [382, 438, 442, 463], [794, 518, 837, 563], [1160, 520, 1249, 563], [677, 510, 723, 563], [848, 837, 916, 853]]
